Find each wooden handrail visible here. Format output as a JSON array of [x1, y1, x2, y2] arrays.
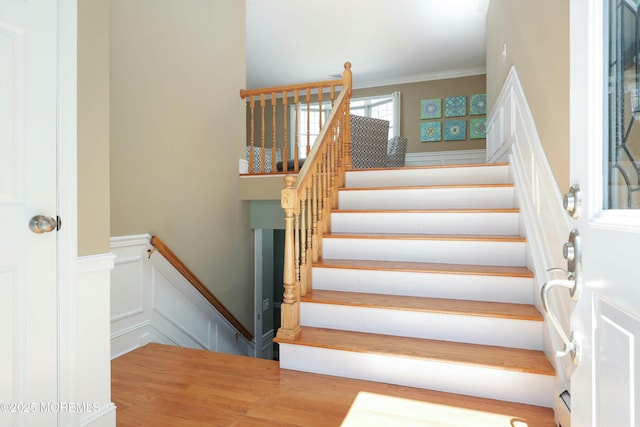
[[240, 62, 351, 175], [275, 63, 353, 341], [239, 79, 344, 99], [149, 236, 253, 341]]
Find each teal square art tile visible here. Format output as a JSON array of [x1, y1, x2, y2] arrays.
[[470, 94, 487, 115], [420, 98, 441, 119], [420, 121, 441, 142], [444, 120, 466, 141], [470, 118, 487, 139], [445, 96, 466, 117]]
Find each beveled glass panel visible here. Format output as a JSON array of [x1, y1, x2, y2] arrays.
[[607, 0, 640, 208]]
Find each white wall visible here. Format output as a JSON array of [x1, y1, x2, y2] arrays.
[[110, 235, 253, 359]]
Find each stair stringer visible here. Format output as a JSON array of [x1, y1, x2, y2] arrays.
[[487, 66, 573, 423]]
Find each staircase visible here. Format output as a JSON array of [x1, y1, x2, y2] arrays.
[[275, 163, 555, 408]]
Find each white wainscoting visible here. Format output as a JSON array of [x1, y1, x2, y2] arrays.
[[77, 253, 117, 427], [405, 149, 486, 167], [487, 67, 573, 383], [110, 235, 253, 359]]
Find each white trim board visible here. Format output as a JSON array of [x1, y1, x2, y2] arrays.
[[486, 66, 573, 383], [110, 235, 254, 359], [405, 149, 486, 167], [77, 254, 116, 427]]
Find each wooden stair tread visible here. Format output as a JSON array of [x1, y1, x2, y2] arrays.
[[301, 290, 543, 321], [325, 233, 526, 242], [340, 183, 514, 192], [315, 258, 534, 277], [275, 327, 555, 376], [332, 208, 520, 214]]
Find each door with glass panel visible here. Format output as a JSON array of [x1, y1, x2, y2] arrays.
[[569, 0, 640, 425]]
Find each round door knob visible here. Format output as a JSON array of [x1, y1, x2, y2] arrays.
[[29, 215, 59, 234]]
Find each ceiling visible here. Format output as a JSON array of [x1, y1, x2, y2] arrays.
[[245, 0, 489, 90]]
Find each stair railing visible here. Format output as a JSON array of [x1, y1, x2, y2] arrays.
[[240, 63, 352, 174], [274, 64, 352, 340], [149, 236, 253, 341]]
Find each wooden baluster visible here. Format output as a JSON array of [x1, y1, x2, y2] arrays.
[[282, 91, 288, 172], [305, 185, 313, 294], [294, 203, 300, 297], [318, 89, 323, 132], [311, 171, 319, 263], [277, 175, 301, 341], [271, 92, 277, 173], [331, 123, 340, 207], [299, 189, 307, 296], [260, 94, 266, 173], [342, 62, 353, 171], [306, 88, 311, 156], [249, 96, 255, 173], [330, 85, 336, 109], [322, 146, 330, 237], [294, 91, 300, 172]]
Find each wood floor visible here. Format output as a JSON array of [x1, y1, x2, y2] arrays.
[[112, 343, 556, 426]]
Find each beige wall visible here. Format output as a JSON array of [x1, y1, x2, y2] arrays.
[[486, 0, 570, 189], [245, 75, 487, 158], [78, 0, 111, 256], [110, 0, 254, 334], [353, 75, 487, 154]]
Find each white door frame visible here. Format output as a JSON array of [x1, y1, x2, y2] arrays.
[[56, 0, 79, 425]]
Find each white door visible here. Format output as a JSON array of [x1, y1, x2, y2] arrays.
[[569, 0, 640, 425], [0, 1, 59, 425]]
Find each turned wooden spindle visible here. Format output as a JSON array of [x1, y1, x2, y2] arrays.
[[249, 96, 255, 173], [260, 94, 266, 173], [282, 91, 288, 172], [342, 62, 353, 171], [299, 190, 308, 296], [306, 88, 311, 156], [294, 90, 300, 171], [271, 92, 277, 173]]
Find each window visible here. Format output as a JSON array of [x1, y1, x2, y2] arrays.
[[290, 91, 401, 159]]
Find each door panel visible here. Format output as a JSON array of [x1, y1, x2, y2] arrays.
[[0, 1, 58, 425], [569, 0, 640, 425]]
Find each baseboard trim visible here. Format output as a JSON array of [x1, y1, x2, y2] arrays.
[[79, 402, 116, 427]]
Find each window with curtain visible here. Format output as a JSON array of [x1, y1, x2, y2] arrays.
[[290, 92, 401, 159]]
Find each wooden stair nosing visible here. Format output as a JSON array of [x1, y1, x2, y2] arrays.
[[301, 290, 543, 321], [275, 327, 555, 377], [314, 259, 534, 278]]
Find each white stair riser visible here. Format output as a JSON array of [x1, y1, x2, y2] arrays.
[[322, 238, 526, 266], [301, 303, 543, 350], [338, 187, 515, 210], [345, 165, 511, 188], [312, 268, 534, 304], [331, 212, 520, 235], [279, 344, 554, 408]]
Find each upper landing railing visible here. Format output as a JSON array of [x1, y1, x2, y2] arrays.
[[240, 63, 352, 174]]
